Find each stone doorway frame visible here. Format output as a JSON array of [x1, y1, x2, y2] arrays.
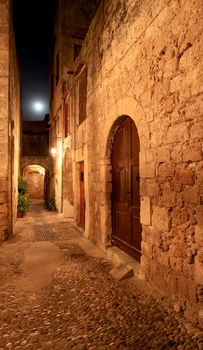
[[103, 97, 150, 257]]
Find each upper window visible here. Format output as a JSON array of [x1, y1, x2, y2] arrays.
[[79, 67, 87, 125]]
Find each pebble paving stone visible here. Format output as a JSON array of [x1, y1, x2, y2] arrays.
[[0, 205, 202, 349]]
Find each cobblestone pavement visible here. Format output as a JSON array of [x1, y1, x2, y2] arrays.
[[0, 201, 202, 350]]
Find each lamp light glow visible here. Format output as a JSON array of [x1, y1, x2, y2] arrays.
[[50, 147, 57, 157]]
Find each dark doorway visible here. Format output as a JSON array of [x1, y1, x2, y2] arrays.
[[112, 116, 142, 262], [79, 162, 85, 227]]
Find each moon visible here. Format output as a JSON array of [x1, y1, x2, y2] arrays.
[[32, 101, 44, 113]]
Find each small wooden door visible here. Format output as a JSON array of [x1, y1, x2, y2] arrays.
[[79, 162, 85, 227], [112, 117, 142, 262]]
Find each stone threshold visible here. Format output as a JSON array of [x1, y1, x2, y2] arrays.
[[106, 245, 140, 280]]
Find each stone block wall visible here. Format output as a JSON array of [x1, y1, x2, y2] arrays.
[[9, 27, 20, 230], [62, 146, 74, 217], [0, 0, 10, 240], [23, 166, 44, 200], [50, 0, 101, 214], [22, 121, 49, 157], [0, 0, 20, 240], [63, 0, 203, 323], [21, 157, 50, 204], [21, 121, 49, 204]]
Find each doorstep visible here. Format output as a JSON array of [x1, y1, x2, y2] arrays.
[[106, 245, 140, 280]]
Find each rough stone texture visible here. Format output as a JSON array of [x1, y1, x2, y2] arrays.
[[110, 264, 134, 281], [20, 121, 50, 203], [10, 27, 21, 231], [21, 156, 50, 171], [49, 0, 100, 213], [22, 121, 49, 157], [0, 0, 9, 241], [23, 165, 45, 199], [0, 202, 202, 350], [63, 146, 74, 217], [140, 196, 151, 226], [152, 206, 171, 231], [50, 0, 203, 325], [0, 0, 20, 240]]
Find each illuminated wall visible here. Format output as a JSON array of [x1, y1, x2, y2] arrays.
[[55, 0, 203, 326], [23, 165, 45, 200], [0, 0, 20, 240]]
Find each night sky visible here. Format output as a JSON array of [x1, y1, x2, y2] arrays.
[[12, 0, 56, 121]]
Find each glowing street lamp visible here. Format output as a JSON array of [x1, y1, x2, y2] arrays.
[[50, 147, 57, 157]]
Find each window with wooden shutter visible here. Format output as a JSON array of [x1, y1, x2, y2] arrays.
[[79, 67, 87, 125]]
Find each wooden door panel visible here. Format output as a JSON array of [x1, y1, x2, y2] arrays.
[[132, 165, 140, 207], [113, 168, 126, 203], [113, 128, 126, 163], [112, 117, 141, 262], [114, 210, 131, 242]]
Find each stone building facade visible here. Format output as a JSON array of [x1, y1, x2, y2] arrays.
[[49, 0, 100, 213], [21, 121, 50, 203], [0, 0, 20, 240], [50, 0, 203, 324]]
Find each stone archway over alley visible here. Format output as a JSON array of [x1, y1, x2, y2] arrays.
[[0, 201, 202, 350]]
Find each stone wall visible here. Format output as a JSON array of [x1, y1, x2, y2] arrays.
[[21, 157, 50, 203], [23, 166, 44, 200], [0, 0, 10, 240], [0, 0, 20, 240], [61, 0, 203, 323], [22, 121, 49, 157], [62, 146, 74, 217], [9, 26, 20, 231], [50, 0, 101, 213], [21, 156, 50, 172], [21, 121, 49, 203]]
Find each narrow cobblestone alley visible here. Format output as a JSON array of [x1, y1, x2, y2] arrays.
[[0, 202, 201, 350]]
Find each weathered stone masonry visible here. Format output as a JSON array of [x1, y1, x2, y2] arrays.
[[50, 0, 101, 214], [21, 121, 50, 202], [52, 0, 203, 324], [0, 0, 20, 240]]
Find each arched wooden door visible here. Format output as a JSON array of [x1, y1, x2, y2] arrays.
[[112, 117, 142, 262]]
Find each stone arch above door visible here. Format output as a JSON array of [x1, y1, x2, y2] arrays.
[[21, 156, 50, 172], [105, 97, 149, 161]]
